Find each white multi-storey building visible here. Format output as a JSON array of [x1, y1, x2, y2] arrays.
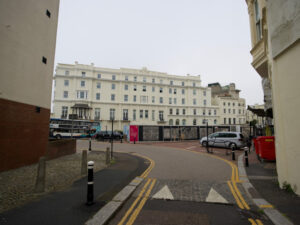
[[209, 83, 247, 125], [52, 62, 219, 130]]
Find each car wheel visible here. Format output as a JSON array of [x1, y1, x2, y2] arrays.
[[55, 134, 61, 139], [229, 143, 237, 150], [202, 141, 208, 147]]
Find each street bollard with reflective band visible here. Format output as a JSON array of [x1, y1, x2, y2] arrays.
[[232, 146, 235, 161], [244, 147, 249, 167], [86, 161, 94, 205], [89, 137, 92, 151]]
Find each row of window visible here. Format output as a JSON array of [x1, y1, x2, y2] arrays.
[[169, 108, 217, 116], [63, 80, 205, 95], [61, 106, 164, 121], [61, 106, 217, 126], [63, 70, 198, 86], [223, 117, 245, 125], [223, 102, 245, 107], [63, 91, 207, 106], [223, 108, 245, 114]]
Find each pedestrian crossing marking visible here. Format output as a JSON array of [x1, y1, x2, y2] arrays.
[[205, 188, 228, 203], [152, 185, 174, 200]]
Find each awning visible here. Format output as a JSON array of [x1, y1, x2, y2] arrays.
[[71, 104, 91, 109], [247, 106, 273, 118]]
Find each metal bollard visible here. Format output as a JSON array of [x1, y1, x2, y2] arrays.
[[106, 147, 110, 165], [86, 161, 94, 205], [89, 137, 92, 151], [120, 138, 123, 143], [134, 137, 136, 144], [231, 146, 235, 161], [244, 147, 249, 167]]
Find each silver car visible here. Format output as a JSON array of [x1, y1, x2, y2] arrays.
[[200, 131, 246, 149]]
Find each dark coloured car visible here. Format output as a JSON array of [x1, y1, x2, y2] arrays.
[[96, 131, 123, 140]]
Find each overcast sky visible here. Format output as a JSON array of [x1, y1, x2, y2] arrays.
[[54, 0, 264, 106]]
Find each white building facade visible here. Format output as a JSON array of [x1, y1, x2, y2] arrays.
[[52, 62, 220, 131], [209, 83, 247, 126]]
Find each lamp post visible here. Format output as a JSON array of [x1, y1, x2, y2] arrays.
[[71, 108, 74, 139], [206, 120, 209, 153], [111, 118, 114, 159]]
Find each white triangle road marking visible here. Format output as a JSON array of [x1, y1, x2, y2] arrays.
[[152, 185, 174, 200], [205, 188, 228, 203]]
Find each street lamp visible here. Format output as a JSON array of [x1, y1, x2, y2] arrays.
[[111, 118, 114, 159]]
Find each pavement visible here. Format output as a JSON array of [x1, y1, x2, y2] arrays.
[[0, 151, 148, 225], [239, 146, 300, 225]]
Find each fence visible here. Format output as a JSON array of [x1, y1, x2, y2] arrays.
[[128, 125, 251, 142]]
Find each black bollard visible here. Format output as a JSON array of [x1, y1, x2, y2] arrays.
[[232, 145, 235, 161], [245, 147, 249, 167], [134, 137, 136, 144], [86, 161, 94, 205], [89, 137, 92, 151]]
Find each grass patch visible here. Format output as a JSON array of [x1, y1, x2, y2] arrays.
[[110, 158, 116, 164], [258, 209, 264, 214], [282, 181, 295, 194]]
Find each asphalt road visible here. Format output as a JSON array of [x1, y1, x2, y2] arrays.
[[79, 140, 273, 225]]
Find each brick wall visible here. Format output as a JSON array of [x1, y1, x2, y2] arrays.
[[46, 139, 76, 160], [0, 98, 50, 172]]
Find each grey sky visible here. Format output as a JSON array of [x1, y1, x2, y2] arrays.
[[54, 0, 264, 105]]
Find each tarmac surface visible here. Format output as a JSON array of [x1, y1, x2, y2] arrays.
[[0, 152, 148, 225], [83, 140, 271, 225]]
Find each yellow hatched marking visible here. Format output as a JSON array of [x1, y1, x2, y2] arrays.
[[117, 178, 152, 225], [126, 178, 157, 225]]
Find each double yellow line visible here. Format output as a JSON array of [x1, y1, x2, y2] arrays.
[[117, 153, 156, 225], [204, 153, 250, 210], [134, 153, 155, 179], [248, 218, 263, 225], [118, 178, 156, 225]]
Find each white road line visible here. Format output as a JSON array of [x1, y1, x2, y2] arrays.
[[205, 188, 228, 204], [152, 185, 174, 200]]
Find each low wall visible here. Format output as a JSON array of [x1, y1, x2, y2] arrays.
[[0, 98, 49, 172], [46, 139, 76, 160]]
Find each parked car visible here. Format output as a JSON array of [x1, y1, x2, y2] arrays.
[[95, 131, 123, 140], [200, 132, 246, 149]]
